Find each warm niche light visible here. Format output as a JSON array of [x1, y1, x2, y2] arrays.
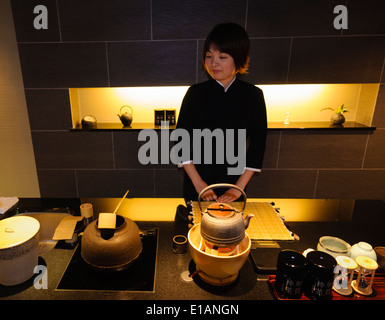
[[69, 84, 379, 128]]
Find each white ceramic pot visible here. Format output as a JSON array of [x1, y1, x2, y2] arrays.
[[0, 216, 40, 286], [317, 236, 351, 258], [349, 242, 377, 261]]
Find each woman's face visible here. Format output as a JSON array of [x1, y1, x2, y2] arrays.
[[205, 46, 236, 88]]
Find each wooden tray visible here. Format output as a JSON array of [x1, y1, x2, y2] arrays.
[[268, 272, 385, 300]]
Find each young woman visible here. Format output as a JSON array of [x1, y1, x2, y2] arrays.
[[177, 23, 267, 203]]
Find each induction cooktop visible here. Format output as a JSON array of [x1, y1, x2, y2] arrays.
[[56, 228, 158, 292]]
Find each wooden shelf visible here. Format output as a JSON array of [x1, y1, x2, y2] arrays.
[[71, 121, 375, 131], [268, 121, 376, 130], [71, 122, 176, 131]]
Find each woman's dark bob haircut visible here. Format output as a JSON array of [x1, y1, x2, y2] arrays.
[[202, 23, 250, 74]]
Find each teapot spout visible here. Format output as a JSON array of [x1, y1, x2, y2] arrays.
[[243, 214, 254, 230], [117, 114, 121, 120]]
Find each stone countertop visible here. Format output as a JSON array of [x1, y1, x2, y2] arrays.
[[1, 199, 385, 304], [0, 221, 273, 300], [1, 219, 385, 301]]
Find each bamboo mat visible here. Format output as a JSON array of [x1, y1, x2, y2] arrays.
[[191, 201, 294, 241]]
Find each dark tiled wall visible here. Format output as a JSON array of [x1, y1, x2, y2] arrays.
[[10, 0, 385, 199]]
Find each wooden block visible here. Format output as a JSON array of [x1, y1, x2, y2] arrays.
[[98, 213, 116, 229], [53, 216, 83, 240]]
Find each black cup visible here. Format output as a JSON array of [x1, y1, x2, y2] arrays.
[[172, 235, 187, 254], [304, 251, 337, 300], [275, 250, 307, 299]]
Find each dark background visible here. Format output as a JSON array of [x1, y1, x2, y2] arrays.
[[10, 0, 385, 199]]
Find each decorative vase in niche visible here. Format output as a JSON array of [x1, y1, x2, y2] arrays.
[[331, 113, 345, 125]]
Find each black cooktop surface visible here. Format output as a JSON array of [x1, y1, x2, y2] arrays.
[[56, 228, 158, 292]]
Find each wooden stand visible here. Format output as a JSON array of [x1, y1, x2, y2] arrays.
[[333, 256, 357, 296], [352, 256, 378, 296]]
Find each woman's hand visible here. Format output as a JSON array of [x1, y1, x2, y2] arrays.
[[195, 181, 217, 201], [216, 170, 256, 203], [182, 163, 217, 201], [216, 188, 242, 203]]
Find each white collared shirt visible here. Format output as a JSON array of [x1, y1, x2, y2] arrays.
[[216, 76, 237, 92]]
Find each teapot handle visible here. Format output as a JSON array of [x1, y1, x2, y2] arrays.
[[120, 105, 133, 115], [198, 183, 247, 214]]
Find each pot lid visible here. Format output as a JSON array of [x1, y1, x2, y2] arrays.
[[0, 216, 40, 249], [207, 203, 236, 218]]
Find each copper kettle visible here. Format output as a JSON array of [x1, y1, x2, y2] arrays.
[[198, 183, 253, 247]]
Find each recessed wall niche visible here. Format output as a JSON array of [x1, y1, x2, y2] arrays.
[[69, 83, 379, 130]]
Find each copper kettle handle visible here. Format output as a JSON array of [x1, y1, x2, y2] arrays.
[[198, 183, 247, 214]]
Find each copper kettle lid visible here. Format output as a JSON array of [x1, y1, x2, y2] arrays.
[[206, 203, 237, 218], [197, 183, 247, 215]]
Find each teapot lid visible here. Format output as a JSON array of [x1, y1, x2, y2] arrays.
[[206, 203, 236, 219]]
